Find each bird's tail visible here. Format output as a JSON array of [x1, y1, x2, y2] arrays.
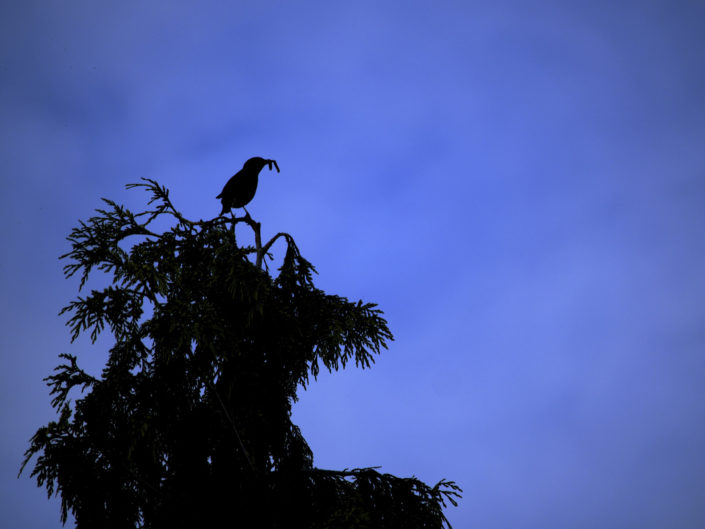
[[219, 202, 229, 216]]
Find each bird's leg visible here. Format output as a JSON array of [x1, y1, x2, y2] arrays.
[[243, 207, 252, 220]]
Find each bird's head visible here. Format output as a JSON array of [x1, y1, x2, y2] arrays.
[[244, 156, 280, 174]]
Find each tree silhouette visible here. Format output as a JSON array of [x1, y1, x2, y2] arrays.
[[21, 178, 461, 528]]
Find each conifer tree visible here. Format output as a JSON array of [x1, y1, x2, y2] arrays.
[[21, 179, 461, 528]]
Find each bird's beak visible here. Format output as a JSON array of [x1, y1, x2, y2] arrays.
[[267, 159, 280, 173]]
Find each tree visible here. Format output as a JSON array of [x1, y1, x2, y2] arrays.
[[21, 179, 461, 528]]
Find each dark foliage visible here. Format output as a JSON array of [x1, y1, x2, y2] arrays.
[[21, 179, 461, 528]]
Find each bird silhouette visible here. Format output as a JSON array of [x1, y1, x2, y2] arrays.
[[216, 156, 280, 216]]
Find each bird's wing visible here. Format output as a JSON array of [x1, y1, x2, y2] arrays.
[[216, 173, 238, 199]]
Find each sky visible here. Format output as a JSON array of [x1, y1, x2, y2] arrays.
[[2, 1, 705, 527]]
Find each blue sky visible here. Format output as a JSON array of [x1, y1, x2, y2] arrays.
[[2, 1, 705, 527]]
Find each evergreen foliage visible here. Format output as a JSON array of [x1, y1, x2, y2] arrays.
[[21, 179, 461, 528]]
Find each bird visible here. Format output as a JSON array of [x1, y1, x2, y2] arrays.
[[216, 156, 280, 216]]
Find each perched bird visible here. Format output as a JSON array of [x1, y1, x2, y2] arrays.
[[216, 156, 280, 216]]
